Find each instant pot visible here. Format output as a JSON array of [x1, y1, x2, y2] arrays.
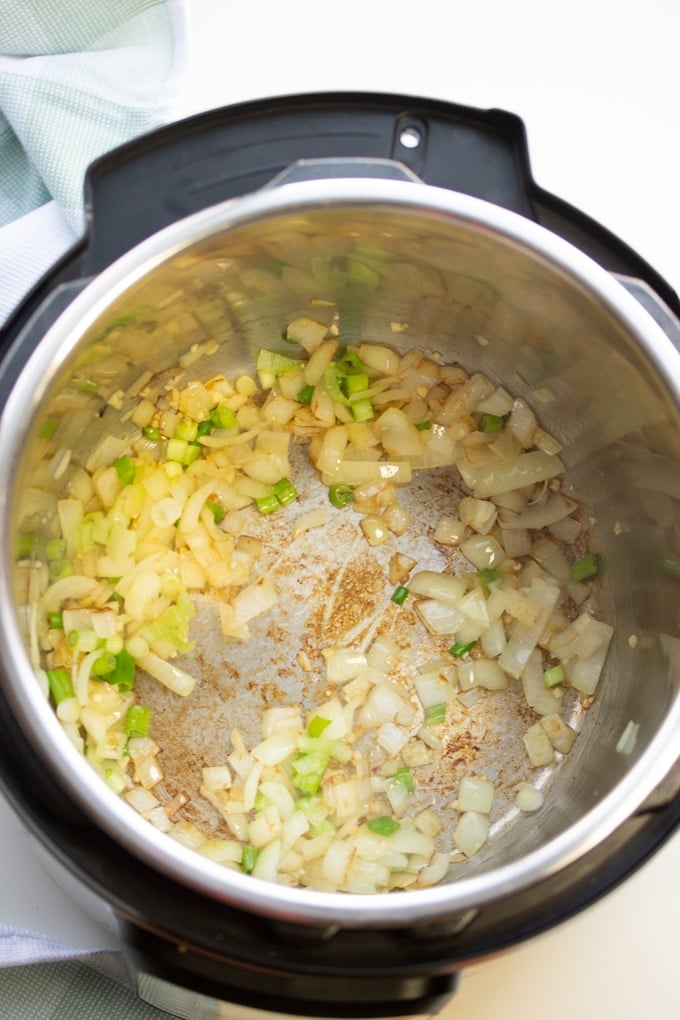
[[0, 93, 678, 1020]]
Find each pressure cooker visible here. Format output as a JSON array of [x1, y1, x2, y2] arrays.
[[0, 93, 678, 1019]]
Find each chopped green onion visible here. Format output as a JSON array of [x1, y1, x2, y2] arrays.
[[291, 750, 330, 795], [255, 479, 299, 514], [104, 769, 127, 795], [254, 790, 270, 811], [295, 795, 328, 831], [110, 649, 136, 692], [48, 559, 74, 582], [366, 816, 400, 836], [415, 420, 431, 431], [47, 611, 63, 630], [175, 419, 199, 442], [206, 500, 225, 524], [349, 396, 374, 422], [125, 704, 151, 737], [183, 442, 201, 466], [142, 425, 161, 442], [391, 585, 410, 605], [166, 437, 188, 463], [210, 404, 236, 430], [324, 364, 348, 405], [113, 455, 136, 486], [37, 416, 59, 440], [307, 715, 331, 738], [241, 845, 259, 873], [166, 438, 201, 466], [449, 640, 477, 658], [255, 493, 279, 515], [390, 766, 415, 793], [424, 702, 447, 726], [196, 419, 213, 437], [570, 553, 599, 582], [336, 348, 365, 375], [92, 652, 117, 677], [272, 478, 298, 506], [45, 538, 67, 561], [67, 629, 98, 652], [17, 534, 40, 558], [478, 413, 505, 433], [256, 348, 299, 378], [478, 566, 503, 591], [543, 664, 565, 688], [46, 668, 74, 704], [296, 733, 352, 764], [341, 371, 370, 396], [328, 484, 353, 508], [297, 384, 314, 405]]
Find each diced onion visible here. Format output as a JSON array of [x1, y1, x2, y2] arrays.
[[454, 811, 490, 857]]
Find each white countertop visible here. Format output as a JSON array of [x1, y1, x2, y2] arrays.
[[1, 1, 679, 1017]]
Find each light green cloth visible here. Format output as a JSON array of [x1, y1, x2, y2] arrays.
[[0, 939, 169, 1019], [0, 0, 186, 324]]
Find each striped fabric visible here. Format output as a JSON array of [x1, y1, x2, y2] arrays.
[[0, 0, 186, 324]]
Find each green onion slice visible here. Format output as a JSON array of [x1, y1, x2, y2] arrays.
[[478, 413, 505, 433], [366, 816, 400, 836], [45, 538, 67, 561], [255, 492, 279, 515], [37, 416, 59, 440], [125, 704, 151, 737], [478, 566, 503, 591], [92, 652, 117, 677], [424, 702, 447, 726], [570, 553, 599, 582], [449, 640, 477, 658], [206, 500, 225, 524], [256, 348, 299, 378], [307, 715, 331, 738], [291, 750, 330, 795], [328, 484, 353, 508], [46, 668, 74, 704], [390, 766, 415, 792], [241, 845, 259, 873], [113, 455, 136, 486], [175, 419, 199, 442], [543, 664, 565, 688], [272, 478, 298, 506], [349, 396, 374, 422], [391, 585, 410, 605], [110, 649, 136, 692], [210, 404, 237, 430]]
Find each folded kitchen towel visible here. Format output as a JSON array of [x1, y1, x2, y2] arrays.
[[0, 0, 187, 327], [0, 926, 172, 1019]]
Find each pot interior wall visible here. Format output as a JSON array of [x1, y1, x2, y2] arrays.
[[8, 196, 680, 888]]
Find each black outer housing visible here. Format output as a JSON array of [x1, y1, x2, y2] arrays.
[[0, 93, 678, 1017]]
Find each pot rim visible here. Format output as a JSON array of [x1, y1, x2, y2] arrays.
[[0, 176, 678, 927]]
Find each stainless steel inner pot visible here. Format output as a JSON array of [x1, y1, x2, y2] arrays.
[[1, 166, 679, 928]]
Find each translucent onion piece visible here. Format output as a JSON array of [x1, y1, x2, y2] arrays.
[[454, 811, 490, 857], [458, 450, 565, 499]]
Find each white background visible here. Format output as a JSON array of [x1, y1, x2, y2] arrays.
[[1, 1, 679, 1017]]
